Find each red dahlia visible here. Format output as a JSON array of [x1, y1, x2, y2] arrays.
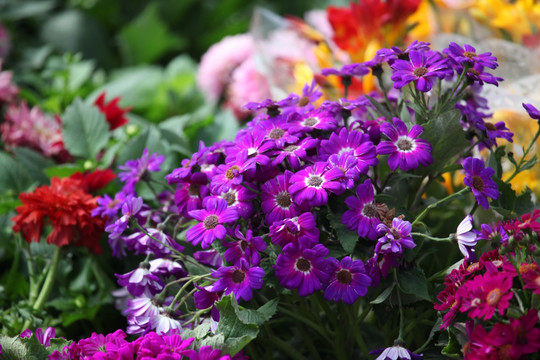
[[12, 177, 105, 253], [94, 92, 131, 130]]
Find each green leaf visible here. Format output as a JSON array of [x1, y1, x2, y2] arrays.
[[486, 146, 505, 178], [238, 298, 279, 326], [215, 295, 259, 356], [0, 152, 33, 194], [118, 3, 185, 65], [116, 125, 170, 166], [514, 187, 535, 216], [397, 267, 431, 301], [13, 147, 56, 184], [48, 338, 72, 356], [326, 209, 358, 253], [62, 98, 110, 158], [365, 95, 393, 121], [441, 329, 461, 356], [44, 163, 85, 179], [20, 335, 49, 360], [0, 335, 28, 360], [370, 283, 395, 304]]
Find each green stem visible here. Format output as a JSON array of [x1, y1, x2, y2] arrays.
[[411, 187, 470, 227], [505, 124, 540, 184], [133, 222, 184, 257], [269, 332, 308, 360], [278, 306, 332, 343], [393, 269, 405, 343], [411, 232, 450, 242]]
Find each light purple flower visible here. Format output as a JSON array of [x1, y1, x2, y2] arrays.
[[104, 195, 144, 240], [211, 258, 264, 302], [118, 148, 165, 194], [116, 263, 164, 297], [391, 50, 451, 92], [370, 344, 423, 360], [375, 217, 416, 255], [462, 157, 499, 210]]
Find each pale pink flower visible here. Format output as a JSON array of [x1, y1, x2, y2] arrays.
[[0, 61, 18, 103]]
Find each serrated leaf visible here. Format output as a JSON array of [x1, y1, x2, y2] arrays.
[[370, 283, 395, 304], [20, 335, 49, 360], [0, 152, 33, 194], [116, 126, 169, 166], [215, 295, 259, 356], [0, 335, 28, 360], [62, 98, 110, 158], [397, 267, 431, 301], [514, 187, 535, 216], [48, 338, 72, 355], [238, 298, 278, 326]]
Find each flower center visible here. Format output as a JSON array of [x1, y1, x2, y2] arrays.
[[284, 145, 299, 152], [498, 344, 513, 360], [303, 117, 319, 127], [413, 66, 428, 77], [203, 215, 219, 230], [188, 183, 200, 196], [484, 122, 496, 131], [463, 51, 477, 59], [226, 165, 240, 180], [308, 175, 324, 187], [471, 176, 484, 191], [232, 269, 246, 283], [222, 191, 236, 206], [336, 269, 353, 284], [396, 137, 414, 151], [486, 288, 502, 306], [299, 96, 310, 107], [467, 69, 480, 76], [240, 240, 249, 251], [276, 191, 292, 208], [362, 203, 378, 218], [269, 128, 285, 139], [295, 258, 312, 272]]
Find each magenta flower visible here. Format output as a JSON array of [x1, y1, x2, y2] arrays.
[[187, 197, 239, 249], [20, 327, 56, 347], [324, 256, 371, 304], [210, 151, 255, 194], [274, 239, 329, 297], [342, 179, 381, 240], [218, 183, 257, 219], [269, 212, 320, 247], [182, 346, 231, 360], [320, 128, 378, 174], [261, 170, 302, 226], [377, 117, 433, 171], [289, 162, 343, 207], [211, 258, 264, 302], [271, 137, 319, 170], [223, 227, 267, 266], [289, 108, 338, 133], [391, 50, 451, 92], [462, 157, 499, 210]]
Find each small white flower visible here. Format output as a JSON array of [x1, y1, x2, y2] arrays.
[[455, 214, 478, 260]]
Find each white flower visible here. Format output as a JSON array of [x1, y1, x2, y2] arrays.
[[455, 214, 478, 260]]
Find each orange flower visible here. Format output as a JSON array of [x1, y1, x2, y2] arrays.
[[12, 176, 106, 253]]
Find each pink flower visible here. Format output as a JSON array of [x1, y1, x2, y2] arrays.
[[0, 61, 17, 103]]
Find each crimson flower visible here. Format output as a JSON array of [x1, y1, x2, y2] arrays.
[[94, 92, 131, 130], [12, 176, 106, 253]]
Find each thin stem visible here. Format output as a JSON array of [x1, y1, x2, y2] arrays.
[[133, 222, 184, 257], [393, 269, 405, 343], [278, 306, 332, 343], [505, 124, 540, 184], [411, 232, 450, 242], [411, 187, 470, 227]]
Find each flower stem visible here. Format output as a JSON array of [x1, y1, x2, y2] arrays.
[[393, 269, 405, 343], [411, 187, 470, 227], [411, 232, 450, 242], [505, 124, 540, 184]]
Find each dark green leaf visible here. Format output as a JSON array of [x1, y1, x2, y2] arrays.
[[365, 95, 393, 121], [20, 335, 49, 360], [215, 295, 259, 356], [47, 338, 72, 356], [397, 267, 431, 301], [370, 283, 395, 304], [238, 298, 279, 326], [13, 147, 56, 184], [0, 152, 33, 194], [514, 187, 535, 216], [441, 329, 461, 356], [326, 210, 358, 253], [486, 146, 505, 178], [62, 98, 110, 158]]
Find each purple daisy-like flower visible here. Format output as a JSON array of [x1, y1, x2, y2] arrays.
[[223, 227, 267, 266], [104, 195, 144, 240], [320, 128, 378, 174], [370, 343, 423, 360], [462, 157, 499, 210], [182, 346, 231, 360], [289, 108, 338, 133], [116, 263, 164, 297], [210, 151, 255, 194], [377, 117, 433, 171], [391, 50, 451, 92], [324, 256, 371, 304], [473, 118, 513, 149], [375, 217, 416, 255], [289, 162, 343, 207], [523, 102, 540, 120], [327, 153, 359, 193], [150, 309, 182, 335], [444, 42, 498, 69], [244, 96, 299, 117], [211, 258, 264, 302], [254, 117, 299, 148], [92, 191, 128, 221], [193, 249, 223, 268], [124, 227, 184, 257], [125, 294, 162, 334], [475, 223, 508, 243], [217, 183, 257, 219], [174, 174, 209, 219], [274, 239, 329, 297], [229, 131, 275, 167], [118, 148, 165, 194], [271, 137, 319, 170], [269, 212, 320, 246], [452, 214, 478, 261], [321, 63, 370, 77], [261, 170, 302, 226], [342, 179, 381, 240], [464, 63, 503, 87], [186, 197, 239, 249]]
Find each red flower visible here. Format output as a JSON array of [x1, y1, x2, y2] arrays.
[[69, 168, 116, 194], [520, 262, 540, 295], [94, 92, 131, 130], [12, 177, 105, 253]]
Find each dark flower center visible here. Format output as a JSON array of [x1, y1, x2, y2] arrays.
[[107, 199, 120, 209], [463, 51, 477, 59], [486, 288, 501, 306], [284, 145, 299, 152], [188, 183, 201, 196], [467, 69, 480, 76], [299, 96, 310, 107], [396, 138, 414, 151], [203, 215, 219, 230], [223, 191, 236, 206], [362, 203, 379, 218], [226, 165, 240, 180], [336, 269, 353, 284], [304, 117, 319, 127], [269, 128, 286, 139], [308, 175, 324, 187], [471, 176, 484, 191], [413, 66, 428, 77], [484, 122, 496, 131], [276, 191, 292, 208], [232, 269, 246, 283], [296, 258, 311, 272], [240, 240, 249, 251], [498, 344, 513, 360]]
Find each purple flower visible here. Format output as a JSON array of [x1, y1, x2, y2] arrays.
[[149, 258, 186, 278], [324, 256, 371, 304], [92, 191, 127, 220], [174, 175, 209, 219], [244, 96, 299, 117], [375, 217, 416, 255], [370, 344, 423, 360], [464, 64, 503, 86], [474, 118, 513, 148], [453, 214, 478, 261], [377, 117, 433, 171], [342, 179, 381, 240], [523, 103, 540, 120], [229, 131, 275, 166], [254, 117, 299, 148], [327, 153, 360, 192], [193, 249, 224, 268], [118, 148, 165, 194], [116, 263, 164, 296], [274, 239, 329, 297], [261, 170, 302, 226], [210, 151, 255, 194], [289, 162, 343, 207], [391, 50, 451, 92], [20, 327, 56, 347], [271, 138, 319, 170], [476, 223, 508, 243], [211, 258, 264, 302], [77, 330, 129, 357], [223, 227, 267, 266], [462, 157, 499, 210], [218, 183, 257, 219], [105, 195, 144, 240], [124, 227, 184, 257], [444, 42, 498, 69], [150, 309, 182, 335], [160, 334, 194, 358], [320, 128, 378, 174], [288, 108, 338, 133], [182, 346, 231, 360], [186, 197, 239, 249], [321, 63, 370, 77], [269, 212, 320, 246], [125, 294, 162, 335]]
